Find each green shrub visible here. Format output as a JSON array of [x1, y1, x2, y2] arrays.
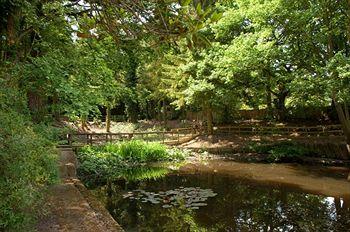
[[77, 140, 187, 186], [247, 141, 312, 162], [0, 79, 59, 230], [33, 123, 72, 145], [0, 110, 58, 231]]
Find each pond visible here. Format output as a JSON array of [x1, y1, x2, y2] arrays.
[[91, 161, 350, 232]]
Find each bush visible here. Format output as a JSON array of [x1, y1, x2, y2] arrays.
[[77, 140, 187, 186], [247, 141, 312, 162], [33, 123, 72, 145], [0, 110, 58, 231], [0, 78, 59, 230]]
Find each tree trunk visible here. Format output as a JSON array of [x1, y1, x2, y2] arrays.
[[345, 103, 349, 121], [27, 90, 46, 122], [126, 100, 138, 123], [52, 93, 60, 121], [81, 117, 89, 132], [162, 100, 167, 129], [6, 10, 16, 46], [206, 105, 214, 135], [274, 89, 288, 121], [332, 97, 350, 182], [106, 105, 111, 133], [265, 73, 273, 119], [333, 99, 350, 145], [125, 48, 139, 123], [266, 88, 273, 119]]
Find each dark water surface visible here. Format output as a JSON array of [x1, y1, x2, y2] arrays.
[[92, 161, 350, 232]]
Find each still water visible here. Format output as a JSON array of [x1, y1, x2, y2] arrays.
[[92, 161, 350, 232]]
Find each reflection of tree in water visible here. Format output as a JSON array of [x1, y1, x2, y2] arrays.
[[197, 174, 350, 231], [334, 196, 350, 232], [96, 171, 350, 231]]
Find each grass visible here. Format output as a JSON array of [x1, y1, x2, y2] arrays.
[[77, 140, 188, 186]]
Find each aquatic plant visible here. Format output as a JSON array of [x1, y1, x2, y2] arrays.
[[123, 187, 217, 210], [77, 140, 188, 186]]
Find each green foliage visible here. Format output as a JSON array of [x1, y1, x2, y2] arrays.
[[248, 142, 312, 163], [0, 112, 58, 230], [77, 140, 187, 186], [0, 75, 58, 230], [33, 123, 73, 145], [112, 140, 169, 162]]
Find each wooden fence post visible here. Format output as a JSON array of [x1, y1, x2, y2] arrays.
[[67, 134, 72, 146]]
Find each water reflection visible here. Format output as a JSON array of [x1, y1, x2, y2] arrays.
[[119, 166, 170, 182], [92, 167, 350, 232]]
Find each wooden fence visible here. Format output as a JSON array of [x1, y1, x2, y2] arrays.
[[64, 124, 344, 147], [66, 129, 197, 147], [213, 124, 344, 137]]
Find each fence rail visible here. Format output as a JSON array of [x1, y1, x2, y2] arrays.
[[66, 129, 197, 147], [64, 124, 344, 147], [214, 124, 343, 136]]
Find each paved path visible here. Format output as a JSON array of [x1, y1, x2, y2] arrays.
[[37, 147, 123, 232]]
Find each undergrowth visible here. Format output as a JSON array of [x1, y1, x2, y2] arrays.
[[247, 141, 313, 162], [0, 82, 59, 231], [77, 140, 188, 187], [0, 113, 58, 231]]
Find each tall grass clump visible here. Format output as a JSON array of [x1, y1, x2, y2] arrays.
[[116, 140, 168, 162], [77, 140, 187, 186]]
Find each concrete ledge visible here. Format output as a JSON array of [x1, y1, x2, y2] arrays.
[[38, 147, 123, 232]]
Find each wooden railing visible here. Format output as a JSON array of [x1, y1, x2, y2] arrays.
[[66, 129, 198, 147], [64, 124, 344, 147], [213, 124, 344, 137]]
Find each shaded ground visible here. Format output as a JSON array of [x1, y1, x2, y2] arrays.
[[37, 148, 123, 232], [87, 120, 191, 133], [180, 134, 350, 162], [181, 134, 346, 150]]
